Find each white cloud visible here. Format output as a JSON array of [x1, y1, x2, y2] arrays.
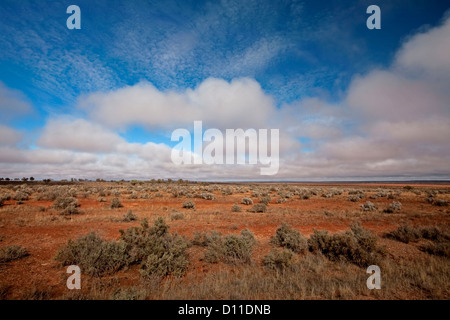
[[346, 70, 449, 122], [37, 118, 125, 153], [0, 125, 23, 146], [79, 77, 276, 130], [395, 15, 450, 81], [0, 82, 33, 122]]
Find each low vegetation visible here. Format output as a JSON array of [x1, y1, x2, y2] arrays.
[[0, 245, 29, 263], [308, 224, 385, 267]]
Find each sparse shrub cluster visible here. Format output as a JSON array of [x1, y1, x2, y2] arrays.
[[348, 190, 365, 202], [241, 197, 253, 205], [384, 225, 450, 258], [13, 191, 29, 201], [308, 224, 385, 267], [55, 218, 190, 278]]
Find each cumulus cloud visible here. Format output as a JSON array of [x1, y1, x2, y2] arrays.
[[395, 14, 450, 81], [79, 77, 275, 130], [37, 118, 125, 153]]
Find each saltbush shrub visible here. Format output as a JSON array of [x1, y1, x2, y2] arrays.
[[122, 210, 138, 222], [360, 201, 377, 211], [262, 248, 296, 272], [55, 233, 129, 276], [204, 229, 256, 265], [231, 203, 242, 212], [182, 201, 196, 210], [308, 224, 385, 267], [270, 223, 308, 253], [248, 203, 267, 213], [0, 245, 29, 263], [384, 201, 402, 213], [384, 225, 421, 243], [110, 197, 123, 209]]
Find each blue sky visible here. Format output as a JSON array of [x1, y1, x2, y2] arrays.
[[0, 0, 449, 180]]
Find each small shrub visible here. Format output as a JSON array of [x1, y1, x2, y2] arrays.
[[259, 196, 271, 205], [262, 248, 296, 272], [123, 210, 138, 222], [348, 195, 361, 202], [120, 217, 190, 278], [192, 231, 221, 247], [53, 196, 80, 215], [231, 203, 242, 212], [110, 288, 146, 300], [110, 197, 123, 209], [205, 229, 256, 265], [420, 226, 450, 242], [200, 193, 215, 200], [182, 201, 196, 210], [97, 197, 106, 202], [241, 197, 253, 205], [13, 191, 29, 201], [128, 191, 138, 199], [419, 242, 450, 258], [384, 201, 402, 213], [300, 194, 310, 200], [170, 212, 185, 220], [270, 223, 308, 253], [360, 201, 377, 211], [433, 199, 448, 207], [140, 250, 189, 278], [384, 225, 421, 243], [308, 224, 385, 267], [55, 233, 130, 276], [53, 196, 78, 210], [0, 245, 29, 263], [248, 203, 267, 213]]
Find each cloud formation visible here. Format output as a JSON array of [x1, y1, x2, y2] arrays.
[[1, 12, 450, 180], [79, 78, 276, 130]]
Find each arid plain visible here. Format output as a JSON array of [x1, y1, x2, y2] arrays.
[[0, 180, 449, 300]]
